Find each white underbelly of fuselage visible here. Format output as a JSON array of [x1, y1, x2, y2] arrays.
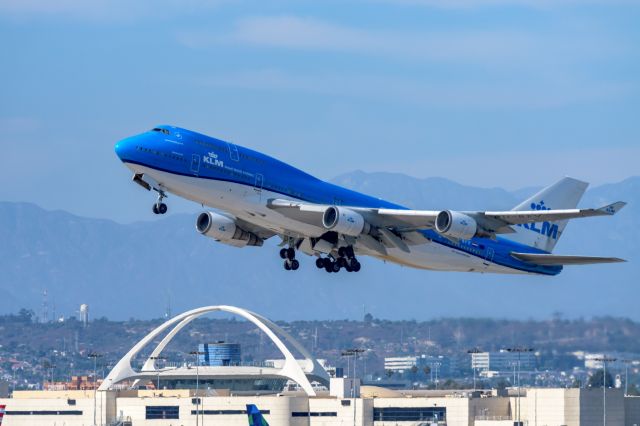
[[129, 163, 522, 274]]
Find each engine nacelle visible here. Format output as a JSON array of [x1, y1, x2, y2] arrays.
[[322, 206, 370, 237], [196, 212, 263, 247], [435, 210, 477, 240]]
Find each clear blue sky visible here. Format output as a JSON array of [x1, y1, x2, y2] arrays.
[[1, 0, 638, 222]]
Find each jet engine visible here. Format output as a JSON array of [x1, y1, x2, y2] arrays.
[[196, 212, 263, 247], [435, 210, 477, 240], [322, 206, 371, 237]]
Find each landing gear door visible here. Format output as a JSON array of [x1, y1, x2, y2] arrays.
[[254, 173, 264, 201], [191, 154, 200, 175], [483, 247, 495, 270]]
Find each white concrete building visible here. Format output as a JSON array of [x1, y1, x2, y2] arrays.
[[2, 306, 640, 425]]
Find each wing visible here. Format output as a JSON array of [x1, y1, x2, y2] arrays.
[[267, 198, 626, 238], [475, 201, 626, 227], [511, 252, 626, 265]]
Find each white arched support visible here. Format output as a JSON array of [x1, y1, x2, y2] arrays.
[[99, 305, 329, 396]]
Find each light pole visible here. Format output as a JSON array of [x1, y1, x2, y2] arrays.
[[88, 352, 102, 426], [432, 362, 441, 390], [594, 356, 616, 426], [505, 347, 534, 426], [189, 351, 205, 426], [467, 348, 482, 392], [150, 356, 167, 391], [621, 359, 633, 396], [341, 349, 363, 426]]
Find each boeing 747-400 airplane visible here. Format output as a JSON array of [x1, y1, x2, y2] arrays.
[[115, 125, 626, 275]]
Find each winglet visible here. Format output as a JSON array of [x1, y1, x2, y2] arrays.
[[598, 201, 626, 215]]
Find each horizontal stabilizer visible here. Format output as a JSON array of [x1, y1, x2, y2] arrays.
[[511, 252, 626, 265]]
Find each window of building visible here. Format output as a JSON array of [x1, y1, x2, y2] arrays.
[[292, 412, 338, 417], [145, 406, 179, 420], [373, 407, 446, 422], [6, 410, 83, 415]]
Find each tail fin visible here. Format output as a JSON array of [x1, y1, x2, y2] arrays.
[[247, 404, 269, 426], [507, 177, 588, 252]]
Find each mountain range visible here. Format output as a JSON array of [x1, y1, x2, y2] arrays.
[[0, 172, 637, 321]]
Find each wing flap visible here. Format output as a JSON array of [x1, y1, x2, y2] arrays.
[[511, 252, 626, 265]]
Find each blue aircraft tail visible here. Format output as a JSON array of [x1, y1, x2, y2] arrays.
[[246, 404, 269, 426]]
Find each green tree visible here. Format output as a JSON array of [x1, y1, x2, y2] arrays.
[[588, 369, 614, 388]]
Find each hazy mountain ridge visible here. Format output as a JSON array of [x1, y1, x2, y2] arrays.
[[0, 173, 637, 321]]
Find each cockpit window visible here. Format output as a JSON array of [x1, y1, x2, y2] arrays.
[[151, 128, 170, 135]]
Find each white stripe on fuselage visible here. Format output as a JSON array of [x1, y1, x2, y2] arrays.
[[128, 163, 524, 274]]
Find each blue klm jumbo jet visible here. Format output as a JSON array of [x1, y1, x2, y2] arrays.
[[115, 125, 626, 275]]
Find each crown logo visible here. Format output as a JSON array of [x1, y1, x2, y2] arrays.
[[530, 200, 550, 211]]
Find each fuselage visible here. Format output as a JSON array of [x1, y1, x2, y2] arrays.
[[115, 125, 562, 276]]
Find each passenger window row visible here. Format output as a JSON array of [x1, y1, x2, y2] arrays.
[[136, 146, 186, 162]]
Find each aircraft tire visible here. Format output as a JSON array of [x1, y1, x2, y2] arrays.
[[315, 258, 324, 269], [158, 203, 168, 214], [284, 260, 291, 270], [279, 248, 287, 259], [352, 261, 361, 272], [286, 247, 295, 259], [291, 259, 299, 270], [152, 204, 159, 214]]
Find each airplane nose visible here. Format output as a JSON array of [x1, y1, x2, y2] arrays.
[[114, 137, 133, 161]]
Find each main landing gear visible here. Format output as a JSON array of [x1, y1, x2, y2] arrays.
[[152, 192, 168, 215], [280, 247, 299, 271], [315, 246, 361, 273]]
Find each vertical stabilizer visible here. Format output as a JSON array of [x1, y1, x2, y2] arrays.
[[247, 404, 269, 426], [506, 177, 588, 252]]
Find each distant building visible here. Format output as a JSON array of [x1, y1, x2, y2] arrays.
[[384, 355, 451, 377], [471, 350, 536, 372], [198, 342, 241, 366], [384, 356, 417, 373], [79, 304, 89, 327]]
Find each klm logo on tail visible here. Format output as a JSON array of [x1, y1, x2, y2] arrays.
[[247, 404, 269, 426], [516, 200, 559, 240]]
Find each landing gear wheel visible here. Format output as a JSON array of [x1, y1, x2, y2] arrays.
[[332, 262, 341, 273], [338, 247, 346, 258], [284, 260, 291, 271], [290, 259, 299, 270], [324, 263, 334, 273], [346, 246, 355, 258], [345, 264, 353, 272], [279, 248, 288, 259], [152, 204, 159, 214], [158, 203, 168, 214], [315, 258, 324, 269], [323, 258, 333, 269], [352, 260, 361, 272], [286, 247, 295, 259]]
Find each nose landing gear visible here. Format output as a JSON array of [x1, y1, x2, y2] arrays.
[[152, 191, 168, 215]]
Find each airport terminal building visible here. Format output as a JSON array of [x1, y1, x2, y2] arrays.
[[2, 305, 639, 426]]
